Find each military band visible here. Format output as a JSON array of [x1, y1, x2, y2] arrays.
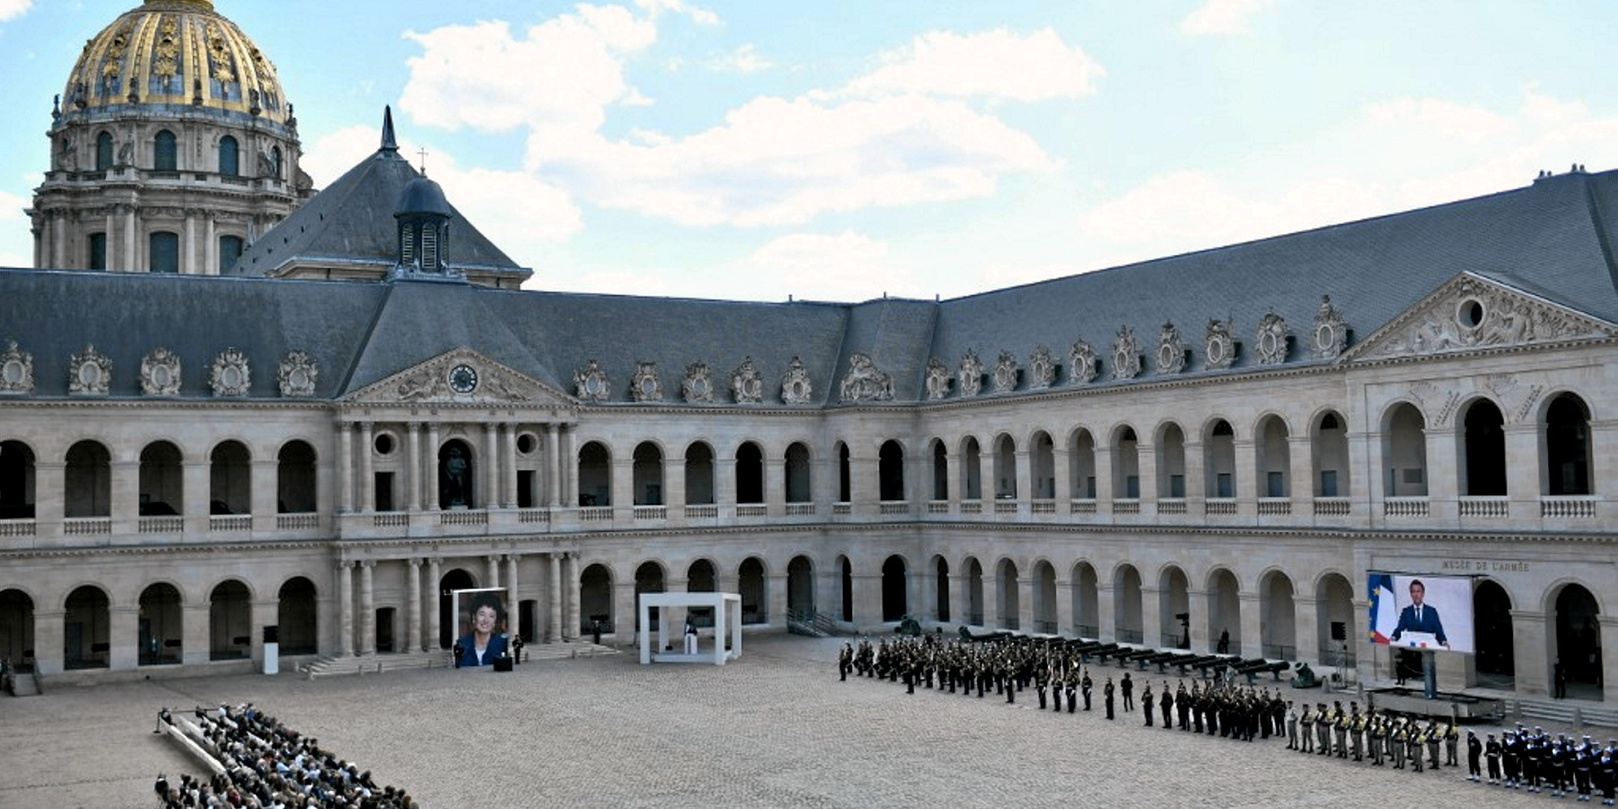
[[832, 634, 1618, 802]]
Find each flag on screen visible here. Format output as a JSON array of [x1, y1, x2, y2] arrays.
[[1368, 573, 1395, 643]]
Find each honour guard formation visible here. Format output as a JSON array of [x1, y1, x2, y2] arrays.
[[838, 634, 1618, 804]]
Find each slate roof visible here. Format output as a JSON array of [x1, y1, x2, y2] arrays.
[[230, 134, 528, 281], [3, 168, 1617, 404]]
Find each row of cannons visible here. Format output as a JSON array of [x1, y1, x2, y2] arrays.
[[944, 624, 1303, 686]]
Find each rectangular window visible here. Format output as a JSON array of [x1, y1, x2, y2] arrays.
[[374, 472, 394, 512], [88, 233, 107, 270], [148, 232, 179, 273], [1319, 470, 1338, 497], [1266, 471, 1285, 498], [1216, 473, 1233, 498], [1402, 468, 1424, 484], [218, 235, 244, 273], [1085, 476, 1096, 499], [1168, 474, 1185, 498], [517, 470, 535, 508], [1124, 475, 1139, 499]]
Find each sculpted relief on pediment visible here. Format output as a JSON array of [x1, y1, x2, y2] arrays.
[[1354, 274, 1613, 362], [347, 349, 568, 407]]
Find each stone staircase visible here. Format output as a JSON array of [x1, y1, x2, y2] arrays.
[[301, 642, 620, 679], [6, 669, 40, 696], [786, 608, 842, 638]]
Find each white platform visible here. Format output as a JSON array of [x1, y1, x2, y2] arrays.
[[638, 591, 742, 665]]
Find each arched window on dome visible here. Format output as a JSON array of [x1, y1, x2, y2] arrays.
[[149, 232, 180, 274], [95, 132, 113, 171], [154, 130, 177, 172], [219, 136, 239, 177]]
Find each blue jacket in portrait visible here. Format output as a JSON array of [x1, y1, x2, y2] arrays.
[[456, 633, 509, 666]]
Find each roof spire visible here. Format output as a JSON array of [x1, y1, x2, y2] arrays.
[[380, 106, 398, 154]]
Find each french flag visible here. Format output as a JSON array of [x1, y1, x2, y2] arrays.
[[1368, 573, 1396, 644]]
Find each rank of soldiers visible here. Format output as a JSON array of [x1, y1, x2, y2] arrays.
[[837, 635, 1618, 804]]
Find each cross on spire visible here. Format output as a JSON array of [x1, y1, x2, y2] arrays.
[[417, 147, 429, 175]]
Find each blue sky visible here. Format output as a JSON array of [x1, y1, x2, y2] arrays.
[[1, 0, 1615, 302]]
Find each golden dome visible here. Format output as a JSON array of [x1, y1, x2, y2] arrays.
[[63, 1, 289, 120]]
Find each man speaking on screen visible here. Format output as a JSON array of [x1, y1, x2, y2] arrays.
[[1390, 579, 1448, 649]]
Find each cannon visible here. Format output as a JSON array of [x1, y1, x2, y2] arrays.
[[894, 615, 923, 636], [1290, 662, 1322, 689], [1235, 659, 1292, 684], [958, 626, 1011, 643]]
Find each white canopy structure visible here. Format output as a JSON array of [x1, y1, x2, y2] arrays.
[[638, 591, 742, 665]]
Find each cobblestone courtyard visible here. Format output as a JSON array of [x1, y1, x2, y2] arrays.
[[0, 634, 1578, 808]]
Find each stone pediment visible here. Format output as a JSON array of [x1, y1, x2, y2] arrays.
[[345, 349, 573, 407], [1347, 272, 1616, 363]]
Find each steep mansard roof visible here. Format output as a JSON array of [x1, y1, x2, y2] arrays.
[[3, 168, 1617, 404], [229, 143, 528, 282]]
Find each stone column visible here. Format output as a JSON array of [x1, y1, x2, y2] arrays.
[[486, 555, 501, 590], [1503, 423, 1539, 518], [1423, 425, 1458, 522], [111, 458, 140, 535], [427, 558, 441, 650], [407, 558, 422, 653], [183, 212, 197, 274], [181, 602, 210, 665], [1137, 585, 1163, 646], [503, 425, 519, 509], [250, 458, 276, 532], [1287, 434, 1313, 503], [1293, 596, 1321, 665], [406, 423, 421, 512], [1135, 440, 1158, 502], [34, 609, 64, 675], [1186, 588, 1209, 653], [562, 552, 579, 641], [337, 561, 353, 657], [182, 459, 208, 534], [505, 555, 520, 639], [483, 423, 500, 509], [358, 422, 375, 512], [546, 424, 561, 507], [359, 561, 375, 655], [1233, 438, 1256, 511], [548, 551, 562, 642], [1093, 445, 1115, 506], [561, 427, 576, 507], [425, 423, 440, 510], [337, 423, 354, 513], [1096, 584, 1116, 643], [1183, 439, 1205, 510], [1239, 592, 1261, 657], [1511, 609, 1549, 696], [1017, 571, 1034, 632], [110, 605, 138, 670], [33, 460, 63, 539], [1602, 615, 1618, 704], [1013, 449, 1033, 509], [1051, 448, 1071, 506]]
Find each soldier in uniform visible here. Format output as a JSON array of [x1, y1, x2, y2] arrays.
[[1484, 732, 1502, 785], [1445, 718, 1461, 767], [1597, 741, 1617, 806], [1315, 702, 1331, 756], [1285, 701, 1298, 750], [1503, 730, 1522, 788], [838, 642, 853, 681], [1425, 720, 1442, 771], [1368, 711, 1384, 766], [1349, 702, 1364, 762], [1390, 718, 1407, 770], [1160, 682, 1174, 729], [1331, 701, 1348, 759], [1142, 682, 1154, 727], [1034, 657, 1049, 709], [1576, 738, 1595, 802], [1081, 669, 1094, 711], [1299, 703, 1315, 754], [1409, 721, 1425, 773], [1177, 682, 1192, 731], [1121, 671, 1134, 713], [1103, 676, 1115, 720], [1467, 730, 1483, 782], [1065, 666, 1079, 713], [1524, 734, 1542, 792]]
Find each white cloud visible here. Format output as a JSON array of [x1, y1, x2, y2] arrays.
[[0, 0, 32, 24], [703, 44, 774, 74], [1074, 87, 1618, 273], [0, 189, 29, 268], [399, 7, 655, 136], [546, 94, 1054, 226], [399, 10, 1067, 235], [1180, 0, 1274, 37], [744, 231, 915, 301], [634, 0, 718, 26], [847, 28, 1103, 101], [1363, 97, 1514, 143]]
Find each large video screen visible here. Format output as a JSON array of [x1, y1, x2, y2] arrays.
[[1367, 573, 1474, 654], [451, 587, 510, 667]]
